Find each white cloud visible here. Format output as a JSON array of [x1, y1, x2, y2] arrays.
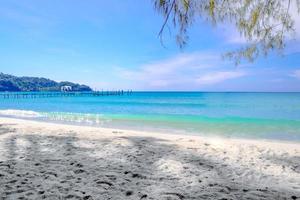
[[196, 71, 246, 85], [120, 52, 219, 78], [290, 70, 300, 79], [116, 52, 245, 90], [219, 24, 248, 45], [118, 52, 220, 89]]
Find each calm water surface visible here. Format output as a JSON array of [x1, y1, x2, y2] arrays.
[[0, 92, 299, 141]]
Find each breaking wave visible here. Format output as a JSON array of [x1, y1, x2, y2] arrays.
[[0, 109, 43, 118]]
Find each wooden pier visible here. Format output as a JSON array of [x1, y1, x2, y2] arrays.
[[0, 90, 133, 99]]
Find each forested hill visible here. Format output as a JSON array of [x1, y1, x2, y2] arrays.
[[0, 73, 92, 92]]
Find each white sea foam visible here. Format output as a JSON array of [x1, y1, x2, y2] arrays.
[[0, 109, 107, 125], [43, 112, 108, 125], [0, 109, 43, 118]]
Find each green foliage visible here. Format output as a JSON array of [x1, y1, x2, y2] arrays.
[[0, 80, 20, 92], [154, 0, 300, 64], [0, 73, 92, 92]]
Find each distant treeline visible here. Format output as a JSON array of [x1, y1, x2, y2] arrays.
[[0, 73, 92, 92]]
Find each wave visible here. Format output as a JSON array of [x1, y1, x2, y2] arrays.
[[0, 109, 43, 118], [43, 112, 109, 125], [0, 109, 110, 125], [0, 109, 299, 141]]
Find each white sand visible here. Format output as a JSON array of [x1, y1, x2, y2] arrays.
[[0, 117, 299, 200]]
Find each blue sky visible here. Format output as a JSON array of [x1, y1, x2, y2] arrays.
[[0, 0, 300, 91]]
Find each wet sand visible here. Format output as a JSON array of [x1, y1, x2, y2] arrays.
[[0, 117, 299, 200]]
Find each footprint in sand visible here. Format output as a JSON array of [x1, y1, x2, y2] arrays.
[[161, 192, 185, 200], [65, 194, 82, 199], [38, 191, 45, 195], [83, 195, 93, 200], [75, 163, 84, 168], [126, 191, 133, 196], [74, 169, 85, 174], [132, 173, 147, 179], [140, 194, 148, 199], [95, 180, 113, 190]]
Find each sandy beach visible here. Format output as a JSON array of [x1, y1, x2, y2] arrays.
[[0, 117, 299, 200]]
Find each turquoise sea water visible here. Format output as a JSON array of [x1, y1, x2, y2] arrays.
[[0, 92, 300, 141]]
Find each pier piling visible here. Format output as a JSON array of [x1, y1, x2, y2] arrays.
[[0, 90, 131, 99]]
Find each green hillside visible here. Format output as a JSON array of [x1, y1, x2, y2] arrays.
[[0, 73, 92, 92]]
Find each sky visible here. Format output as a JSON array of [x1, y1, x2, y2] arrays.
[[0, 0, 300, 91]]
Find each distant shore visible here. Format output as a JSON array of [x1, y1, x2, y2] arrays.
[[0, 117, 299, 199]]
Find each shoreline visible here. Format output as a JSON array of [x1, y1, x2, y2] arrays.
[[0, 117, 299, 199], [1, 115, 300, 145]]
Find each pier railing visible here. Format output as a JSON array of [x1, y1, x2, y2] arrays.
[[0, 90, 132, 99]]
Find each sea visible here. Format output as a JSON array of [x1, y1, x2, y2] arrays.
[[0, 92, 300, 141]]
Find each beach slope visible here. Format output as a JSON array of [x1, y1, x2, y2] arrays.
[[0, 117, 299, 199]]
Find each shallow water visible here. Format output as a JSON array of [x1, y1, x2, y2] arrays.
[[0, 92, 300, 141]]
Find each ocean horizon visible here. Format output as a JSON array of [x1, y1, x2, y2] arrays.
[[0, 91, 299, 142]]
